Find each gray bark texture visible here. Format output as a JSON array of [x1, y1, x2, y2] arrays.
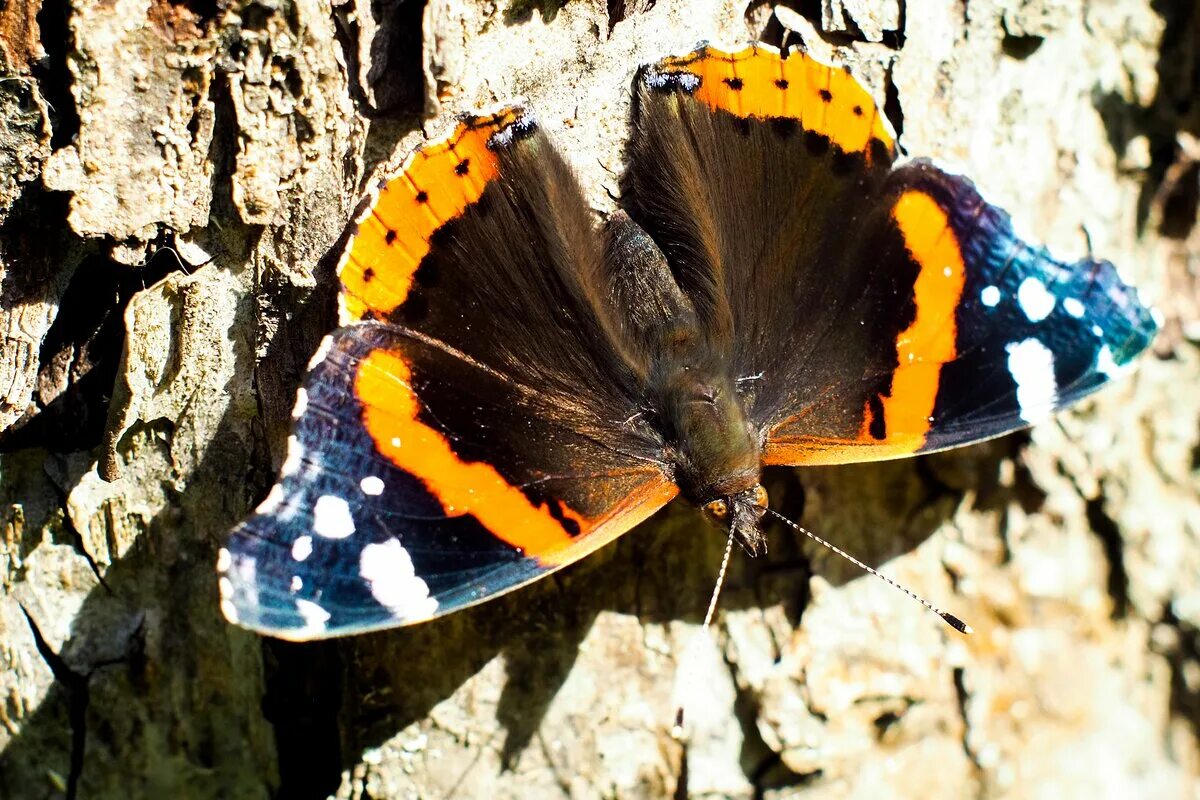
[[1, 0, 1198, 797]]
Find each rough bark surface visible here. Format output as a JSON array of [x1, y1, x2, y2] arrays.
[[1, 0, 1198, 797]]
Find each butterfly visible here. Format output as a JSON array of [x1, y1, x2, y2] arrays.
[[217, 42, 1158, 639]]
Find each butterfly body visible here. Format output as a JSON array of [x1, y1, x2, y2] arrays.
[[218, 43, 1157, 640], [603, 212, 768, 551]]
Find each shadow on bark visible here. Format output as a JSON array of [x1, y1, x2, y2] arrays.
[[1, 390, 1011, 799]]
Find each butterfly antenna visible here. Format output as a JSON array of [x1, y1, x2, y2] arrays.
[[765, 508, 972, 635], [704, 529, 736, 629], [672, 529, 737, 740]]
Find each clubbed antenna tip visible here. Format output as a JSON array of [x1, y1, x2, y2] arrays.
[[764, 508, 974, 636]]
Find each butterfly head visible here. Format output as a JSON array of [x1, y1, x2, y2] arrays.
[[702, 484, 769, 556]]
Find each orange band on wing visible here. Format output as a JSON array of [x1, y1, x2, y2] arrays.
[[355, 348, 588, 566], [878, 190, 966, 445], [654, 44, 893, 158], [338, 107, 526, 323], [765, 190, 965, 466]]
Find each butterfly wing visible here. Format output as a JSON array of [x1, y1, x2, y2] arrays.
[[221, 107, 675, 639], [764, 160, 1158, 465], [623, 43, 1157, 467]]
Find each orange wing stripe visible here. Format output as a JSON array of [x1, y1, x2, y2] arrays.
[[656, 44, 893, 158], [765, 190, 965, 466], [880, 190, 966, 443], [356, 348, 666, 567], [338, 107, 524, 323]]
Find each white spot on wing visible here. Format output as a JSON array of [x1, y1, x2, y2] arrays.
[[981, 285, 1001, 307], [218, 576, 233, 598], [1063, 297, 1085, 318], [1006, 338, 1058, 423], [306, 335, 335, 371], [360, 476, 385, 496], [292, 388, 309, 419], [295, 598, 331, 633], [313, 495, 355, 539], [1096, 344, 1124, 378], [216, 548, 231, 572], [257, 484, 285, 514], [292, 535, 314, 561], [1092, 324, 1104, 337], [280, 436, 304, 477], [290, 575, 303, 592], [220, 599, 240, 624], [1017, 277, 1056, 322], [359, 539, 439, 621]]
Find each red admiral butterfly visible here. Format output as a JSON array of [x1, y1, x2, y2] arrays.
[[218, 43, 1157, 639]]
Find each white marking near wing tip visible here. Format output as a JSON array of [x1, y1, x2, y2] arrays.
[[1096, 344, 1122, 378], [280, 436, 304, 477], [1092, 324, 1104, 337], [306, 335, 336, 372], [1063, 297, 1085, 318], [292, 535, 314, 561], [390, 437, 402, 449], [220, 599, 240, 624], [292, 388, 309, 419], [295, 598, 331, 633], [290, 575, 303, 592], [1017, 277, 1056, 322], [313, 495, 356, 539], [216, 548, 231, 572], [980, 285, 1001, 307], [1006, 338, 1058, 423], [360, 539, 439, 621], [360, 476, 385, 496], [257, 484, 285, 515], [218, 576, 233, 598]]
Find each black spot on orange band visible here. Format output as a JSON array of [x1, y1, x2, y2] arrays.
[[647, 43, 895, 160], [337, 106, 530, 323]]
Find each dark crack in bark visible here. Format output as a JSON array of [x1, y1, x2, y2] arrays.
[[952, 666, 984, 776], [1085, 496, 1131, 620], [31, 0, 78, 150], [48, 481, 111, 594], [19, 606, 88, 800]]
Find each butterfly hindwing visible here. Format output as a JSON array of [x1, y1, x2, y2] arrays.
[[624, 43, 1157, 467], [220, 108, 675, 639]]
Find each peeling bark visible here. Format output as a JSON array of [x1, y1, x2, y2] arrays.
[[1, 0, 1198, 798]]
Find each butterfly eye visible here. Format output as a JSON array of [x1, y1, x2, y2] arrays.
[[753, 485, 768, 507], [704, 499, 729, 519]]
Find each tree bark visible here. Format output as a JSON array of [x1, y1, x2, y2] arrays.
[[1, 0, 1198, 797]]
